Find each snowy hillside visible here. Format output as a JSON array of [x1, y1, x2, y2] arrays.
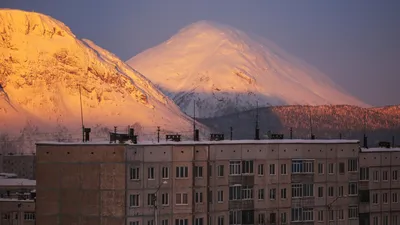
[[127, 21, 368, 118], [0, 9, 200, 149]]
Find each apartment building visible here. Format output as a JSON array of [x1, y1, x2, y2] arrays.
[[359, 147, 400, 225], [36, 139, 363, 225], [0, 154, 36, 180]]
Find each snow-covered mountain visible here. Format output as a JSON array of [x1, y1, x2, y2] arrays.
[[0, 9, 198, 144], [127, 20, 368, 118]]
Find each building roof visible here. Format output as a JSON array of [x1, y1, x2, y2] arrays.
[[361, 147, 400, 153], [0, 178, 36, 187], [0, 198, 35, 203], [37, 139, 360, 146]]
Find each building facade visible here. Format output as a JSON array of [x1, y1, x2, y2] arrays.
[[36, 140, 366, 225], [359, 147, 400, 225], [0, 154, 36, 180]]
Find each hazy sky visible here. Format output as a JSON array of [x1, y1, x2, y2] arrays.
[[2, 0, 400, 106]]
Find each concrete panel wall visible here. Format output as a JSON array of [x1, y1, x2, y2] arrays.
[[36, 144, 126, 225]]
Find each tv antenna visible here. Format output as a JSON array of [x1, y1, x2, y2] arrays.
[[79, 84, 85, 142]]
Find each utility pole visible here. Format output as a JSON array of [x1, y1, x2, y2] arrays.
[[152, 180, 168, 225]]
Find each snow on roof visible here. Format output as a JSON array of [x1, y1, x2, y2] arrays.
[[361, 147, 400, 153], [0, 173, 18, 178], [0, 178, 36, 187], [37, 139, 360, 146], [0, 198, 35, 202]]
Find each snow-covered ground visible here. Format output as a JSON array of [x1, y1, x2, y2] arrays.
[[128, 20, 368, 118]]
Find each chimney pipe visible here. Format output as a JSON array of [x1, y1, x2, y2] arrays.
[[194, 129, 199, 141], [230, 127, 233, 140], [363, 134, 368, 148], [339, 133, 342, 140], [157, 127, 160, 143], [393, 136, 395, 148]]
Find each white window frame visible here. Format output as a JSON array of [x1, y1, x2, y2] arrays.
[[229, 186, 242, 201], [318, 163, 324, 174], [194, 166, 203, 178], [348, 182, 358, 196], [393, 170, 398, 181], [176, 193, 188, 205], [360, 167, 369, 181], [373, 193, 379, 204], [348, 206, 358, 219], [229, 161, 241, 176], [281, 188, 287, 199], [195, 192, 203, 204], [148, 167, 155, 180], [269, 188, 276, 200], [242, 160, 254, 174], [130, 167, 140, 180], [176, 166, 188, 178], [258, 164, 264, 176], [269, 164, 276, 175], [383, 192, 388, 204], [317, 211, 324, 222], [217, 165, 224, 177], [161, 193, 169, 206], [217, 190, 224, 203], [130, 194, 140, 207], [162, 167, 169, 179], [258, 189, 264, 200], [281, 164, 287, 175], [328, 163, 335, 174], [383, 170, 389, 181], [393, 192, 398, 203], [242, 186, 253, 200], [348, 159, 358, 172]]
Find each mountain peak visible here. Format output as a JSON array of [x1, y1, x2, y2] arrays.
[[128, 21, 368, 118], [0, 9, 195, 137]]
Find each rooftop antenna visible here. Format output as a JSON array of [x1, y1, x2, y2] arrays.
[[363, 109, 368, 148], [308, 105, 314, 139], [255, 101, 260, 140], [193, 100, 196, 141], [79, 84, 84, 142]]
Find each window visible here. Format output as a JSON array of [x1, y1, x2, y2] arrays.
[[162, 167, 169, 179], [318, 186, 323, 198], [281, 164, 287, 175], [318, 163, 324, 174], [209, 191, 212, 204], [195, 192, 203, 203], [373, 216, 378, 225], [280, 213, 287, 225], [176, 193, 188, 205], [328, 210, 334, 221], [229, 186, 241, 200], [258, 213, 265, 225], [162, 220, 169, 225], [383, 171, 389, 181], [373, 170, 379, 181], [393, 192, 398, 203], [383, 193, 388, 204], [338, 186, 343, 197], [269, 188, 276, 200], [130, 167, 140, 180], [392, 215, 398, 225], [194, 166, 203, 178], [148, 221, 154, 225], [209, 165, 212, 177], [339, 162, 345, 174], [217, 190, 224, 202], [130, 194, 140, 207], [317, 211, 323, 222], [270, 213, 277, 224], [291, 208, 314, 222], [338, 210, 344, 220], [162, 193, 169, 206], [218, 216, 224, 225], [291, 184, 314, 198], [195, 218, 204, 225], [258, 189, 264, 200], [176, 166, 188, 178], [394, 170, 398, 181], [148, 167, 155, 179], [348, 182, 358, 196], [229, 161, 241, 175], [281, 188, 287, 199], [130, 222, 139, 225], [328, 163, 334, 174], [258, 164, 264, 175], [348, 206, 358, 219], [292, 160, 314, 174], [328, 186, 334, 197], [242, 160, 254, 174], [175, 219, 189, 225], [348, 159, 358, 172], [217, 165, 224, 177], [242, 186, 253, 200], [360, 167, 369, 181], [384, 215, 389, 225], [269, 164, 276, 175], [373, 193, 378, 204], [229, 210, 241, 225], [24, 213, 35, 221], [148, 193, 155, 206]]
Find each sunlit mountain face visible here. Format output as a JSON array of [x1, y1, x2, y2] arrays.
[[0, 9, 201, 152], [128, 20, 368, 118]]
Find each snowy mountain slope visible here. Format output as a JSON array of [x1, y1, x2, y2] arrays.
[[0, 9, 198, 140], [127, 20, 368, 118]]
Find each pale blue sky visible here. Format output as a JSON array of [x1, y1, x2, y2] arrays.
[[2, 0, 400, 106]]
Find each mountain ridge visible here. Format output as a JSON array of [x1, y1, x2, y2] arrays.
[[0, 9, 200, 150], [128, 20, 368, 118]]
